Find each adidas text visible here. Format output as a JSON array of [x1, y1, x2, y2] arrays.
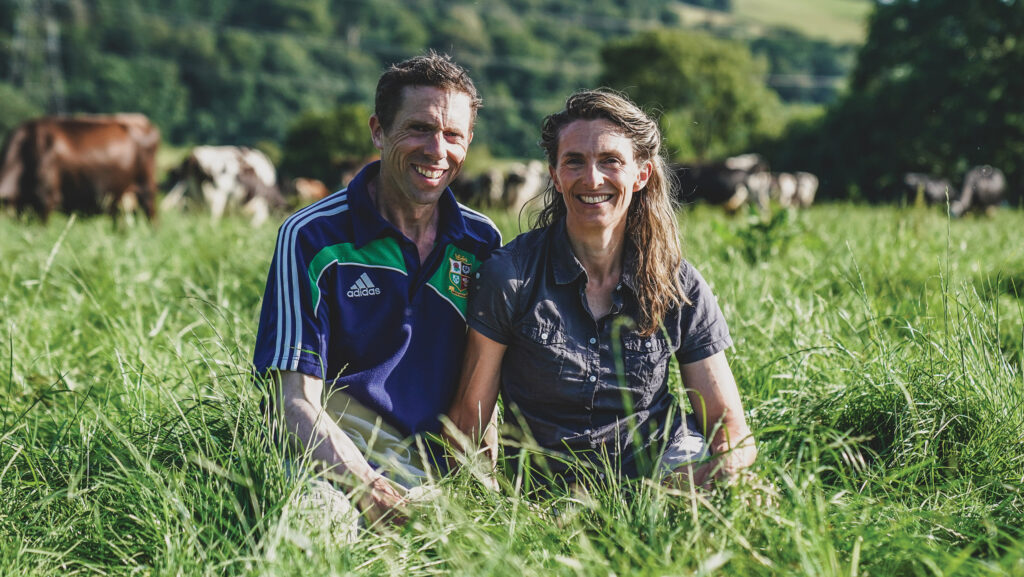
[[347, 287, 381, 297]]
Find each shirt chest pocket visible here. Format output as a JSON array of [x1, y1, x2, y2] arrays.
[[621, 335, 671, 407], [505, 322, 575, 405]]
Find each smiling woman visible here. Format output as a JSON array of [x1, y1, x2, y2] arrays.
[[447, 89, 757, 488]]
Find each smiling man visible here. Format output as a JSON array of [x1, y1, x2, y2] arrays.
[[252, 52, 501, 527]]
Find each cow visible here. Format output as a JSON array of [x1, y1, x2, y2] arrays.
[[771, 172, 798, 207], [162, 146, 286, 226], [0, 114, 160, 222], [502, 160, 546, 215], [450, 168, 504, 208], [903, 172, 953, 206], [0, 123, 30, 214], [793, 171, 819, 208], [674, 153, 771, 213], [951, 165, 1006, 217]]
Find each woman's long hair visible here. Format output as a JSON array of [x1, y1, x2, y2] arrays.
[[534, 89, 686, 337]]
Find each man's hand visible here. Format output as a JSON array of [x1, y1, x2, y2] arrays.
[[357, 475, 410, 526]]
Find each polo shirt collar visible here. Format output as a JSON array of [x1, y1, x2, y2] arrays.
[[348, 161, 482, 249]]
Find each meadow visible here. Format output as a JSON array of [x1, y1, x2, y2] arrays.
[[1, 203, 1022, 576]]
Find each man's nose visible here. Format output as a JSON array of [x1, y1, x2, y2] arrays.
[[423, 131, 444, 159]]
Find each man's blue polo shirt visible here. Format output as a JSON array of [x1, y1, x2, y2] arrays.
[[253, 161, 502, 437]]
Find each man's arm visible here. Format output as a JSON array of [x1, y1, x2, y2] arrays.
[[675, 351, 757, 487], [445, 329, 506, 474], [272, 370, 407, 524]]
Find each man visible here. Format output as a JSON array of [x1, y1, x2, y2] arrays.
[[252, 52, 501, 525]]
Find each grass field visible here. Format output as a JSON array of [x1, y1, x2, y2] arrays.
[[1, 203, 1022, 576]]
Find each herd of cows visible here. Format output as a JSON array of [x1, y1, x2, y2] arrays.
[[0, 114, 1010, 224]]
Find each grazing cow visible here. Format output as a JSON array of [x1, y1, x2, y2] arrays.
[[951, 165, 1006, 217], [502, 160, 546, 215], [0, 114, 160, 222], [793, 171, 819, 208], [675, 153, 770, 213], [0, 123, 30, 213], [771, 172, 798, 207], [163, 146, 286, 225], [903, 173, 952, 206], [450, 168, 504, 208]]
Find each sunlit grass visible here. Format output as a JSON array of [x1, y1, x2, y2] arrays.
[[1, 204, 1022, 575]]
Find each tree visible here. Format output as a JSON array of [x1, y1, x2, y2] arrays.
[[784, 0, 1024, 202], [0, 82, 43, 137], [599, 29, 782, 161], [280, 104, 378, 186]]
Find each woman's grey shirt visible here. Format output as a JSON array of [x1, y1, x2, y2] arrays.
[[467, 218, 732, 480]]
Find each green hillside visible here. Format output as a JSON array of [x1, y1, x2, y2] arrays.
[[0, 0, 866, 162]]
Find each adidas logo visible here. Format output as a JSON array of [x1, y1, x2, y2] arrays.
[[346, 272, 381, 298]]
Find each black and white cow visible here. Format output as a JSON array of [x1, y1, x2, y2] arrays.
[[951, 165, 1006, 217], [163, 146, 286, 225], [904, 172, 953, 206], [674, 153, 771, 212]]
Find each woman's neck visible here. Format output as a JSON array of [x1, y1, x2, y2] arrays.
[[566, 220, 627, 285]]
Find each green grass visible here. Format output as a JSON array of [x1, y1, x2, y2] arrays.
[[1, 204, 1022, 576]]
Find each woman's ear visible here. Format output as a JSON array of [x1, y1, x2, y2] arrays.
[[549, 164, 561, 193], [633, 159, 653, 192]]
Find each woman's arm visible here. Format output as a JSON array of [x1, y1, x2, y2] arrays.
[[676, 351, 757, 486], [445, 328, 507, 469]]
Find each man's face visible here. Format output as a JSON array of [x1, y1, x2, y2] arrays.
[[370, 86, 474, 208], [550, 118, 651, 235]]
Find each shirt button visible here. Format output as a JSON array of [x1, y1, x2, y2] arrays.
[[589, 337, 597, 345], [645, 341, 652, 348], [541, 332, 549, 340], [588, 375, 597, 383]]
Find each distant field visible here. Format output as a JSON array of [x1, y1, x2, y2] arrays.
[[678, 0, 873, 44]]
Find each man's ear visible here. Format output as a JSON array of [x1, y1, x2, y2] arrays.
[[549, 165, 560, 193], [369, 115, 384, 151]]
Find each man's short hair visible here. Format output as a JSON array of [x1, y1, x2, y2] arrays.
[[374, 50, 482, 132]]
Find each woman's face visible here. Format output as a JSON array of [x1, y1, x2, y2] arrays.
[[550, 119, 652, 236]]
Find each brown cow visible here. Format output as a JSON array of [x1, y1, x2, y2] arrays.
[[0, 123, 30, 214], [0, 114, 160, 222]]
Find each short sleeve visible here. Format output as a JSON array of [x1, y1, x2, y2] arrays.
[[675, 261, 733, 365], [466, 249, 519, 345], [252, 224, 330, 379]]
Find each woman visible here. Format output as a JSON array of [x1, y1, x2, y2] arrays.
[[448, 89, 756, 487]]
